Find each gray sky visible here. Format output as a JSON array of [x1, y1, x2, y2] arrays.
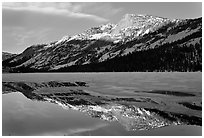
[[2, 2, 202, 54]]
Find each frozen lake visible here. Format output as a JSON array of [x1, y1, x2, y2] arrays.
[[2, 72, 202, 92], [2, 72, 202, 136]]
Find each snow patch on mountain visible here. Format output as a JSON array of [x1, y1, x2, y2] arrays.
[[89, 32, 111, 40], [99, 52, 111, 62], [55, 36, 70, 45], [122, 47, 136, 56], [185, 37, 201, 46], [52, 60, 78, 70], [144, 29, 150, 35], [163, 27, 201, 44]]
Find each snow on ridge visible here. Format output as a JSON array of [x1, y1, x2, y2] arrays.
[[136, 29, 143, 36], [89, 32, 111, 40], [100, 23, 116, 31], [144, 29, 150, 35], [44, 44, 52, 48], [47, 14, 176, 47], [55, 36, 70, 45], [68, 35, 80, 41]]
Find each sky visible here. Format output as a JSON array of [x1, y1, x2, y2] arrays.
[[2, 2, 202, 54]]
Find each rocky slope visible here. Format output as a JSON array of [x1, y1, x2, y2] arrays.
[[2, 52, 17, 61], [2, 52, 17, 72], [2, 14, 202, 72]]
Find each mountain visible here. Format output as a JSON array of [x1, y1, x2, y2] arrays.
[[2, 52, 17, 61], [2, 52, 17, 72], [2, 14, 202, 72]]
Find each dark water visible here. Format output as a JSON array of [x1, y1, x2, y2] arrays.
[[2, 73, 202, 136]]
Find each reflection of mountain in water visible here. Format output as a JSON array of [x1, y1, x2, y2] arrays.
[[2, 81, 202, 131]]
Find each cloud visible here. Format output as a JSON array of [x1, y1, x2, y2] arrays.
[[72, 2, 123, 18], [2, 2, 109, 23], [2, 2, 124, 53], [11, 27, 50, 44], [3, 26, 52, 53]]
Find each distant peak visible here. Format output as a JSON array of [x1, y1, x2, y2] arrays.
[[122, 14, 137, 20], [123, 13, 148, 18], [122, 13, 167, 20]]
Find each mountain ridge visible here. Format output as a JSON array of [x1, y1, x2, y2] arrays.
[[2, 14, 202, 72]]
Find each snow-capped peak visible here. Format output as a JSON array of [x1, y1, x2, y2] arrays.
[[100, 23, 116, 31], [50, 13, 184, 47]]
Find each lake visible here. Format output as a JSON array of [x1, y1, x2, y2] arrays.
[[2, 72, 202, 136]]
